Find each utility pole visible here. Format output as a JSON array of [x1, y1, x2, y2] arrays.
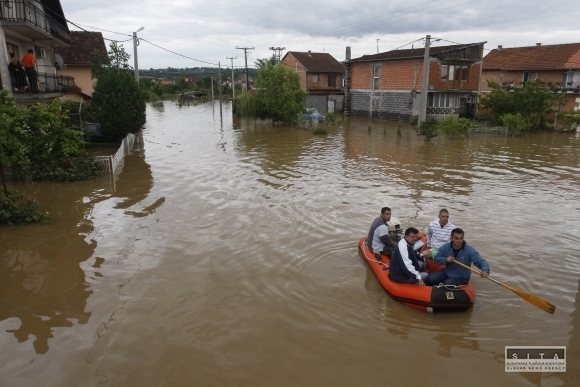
[[236, 46, 254, 92], [418, 34, 431, 128], [269, 46, 286, 64], [376, 39, 380, 54], [218, 61, 223, 118], [226, 56, 237, 98], [133, 27, 144, 83], [211, 76, 214, 100]]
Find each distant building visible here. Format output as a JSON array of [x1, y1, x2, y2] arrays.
[[282, 51, 345, 113], [482, 43, 580, 111]]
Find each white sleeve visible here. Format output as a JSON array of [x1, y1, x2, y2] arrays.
[[398, 239, 421, 280]]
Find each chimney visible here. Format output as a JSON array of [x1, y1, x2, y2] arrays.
[[346, 46, 351, 61], [497, 45, 503, 50], [308, 50, 311, 56], [536, 43, 542, 46]]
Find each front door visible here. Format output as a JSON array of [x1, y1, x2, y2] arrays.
[[327, 99, 335, 113]]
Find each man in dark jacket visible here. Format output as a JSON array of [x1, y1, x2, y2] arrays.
[[425, 228, 490, 286], [388, 227, 427, 286]]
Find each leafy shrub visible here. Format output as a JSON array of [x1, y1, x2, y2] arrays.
[[408, 115, 418, 125], [419, 119, 439, 140], [500, 113, 529, 136], [559, 109, 580, 131], [325, 111, 337, 125], [0, 190, 49, 225], [312, 128, 328, 135], [438, 116, 474, 139]]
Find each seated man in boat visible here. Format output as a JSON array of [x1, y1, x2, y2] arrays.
[[422, 209, 456, 260], [367, 207, 397, 259], [388, 227, 428, 287], [424, 228, 490, 286]]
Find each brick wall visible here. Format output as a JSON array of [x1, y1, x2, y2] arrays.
[[481, 70, 567, 91], [282, 55, 307, 89], [351, 59, 482, 91]]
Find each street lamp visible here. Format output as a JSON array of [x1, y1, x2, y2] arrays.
[[133, 27, 144, 82]]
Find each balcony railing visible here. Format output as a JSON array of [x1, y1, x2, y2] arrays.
[[10, 72, 77, 94], [0, 0, 71, 44]]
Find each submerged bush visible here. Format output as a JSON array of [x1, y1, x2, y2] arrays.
[[312, 128, 328, 135], [419, 119, 439, 140], [438, 116, 474, 139], [0, 190, 49, 225], [500, 113, 529, 136]]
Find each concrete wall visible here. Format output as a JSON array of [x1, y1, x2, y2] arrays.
[[58, 65, 94, 96], [350, 90, 419, 120]]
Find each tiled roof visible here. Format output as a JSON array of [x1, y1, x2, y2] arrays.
[[483, 43, 580, 70], [57, 31, 107, 66], [350, 42, 485, 62], [284, 51, 345, 73]]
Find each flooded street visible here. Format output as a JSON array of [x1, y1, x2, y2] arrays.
[[1, 100, 579, 386]]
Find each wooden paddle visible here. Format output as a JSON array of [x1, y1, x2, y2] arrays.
[[452, 259, 556, 315]]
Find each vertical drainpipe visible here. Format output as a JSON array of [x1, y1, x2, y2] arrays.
[[344, 46, 351, 116]]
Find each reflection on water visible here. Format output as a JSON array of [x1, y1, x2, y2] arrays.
[[1, 100, 579, 386]]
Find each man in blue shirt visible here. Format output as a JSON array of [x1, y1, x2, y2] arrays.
[[425, 228, 490, 286]]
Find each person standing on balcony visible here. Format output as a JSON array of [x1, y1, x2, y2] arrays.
[[8, 54, 27, 92], [21, 49, 37, 92]]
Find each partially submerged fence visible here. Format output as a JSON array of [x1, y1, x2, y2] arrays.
[[95, 132, 139, 190], [468, 126, 508, 135]]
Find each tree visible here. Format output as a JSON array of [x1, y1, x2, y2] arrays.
[[91, 42, 146, 137], [0, 91, 26, 195], [480, 81, 563, 129], [235, 63, 307, 124]]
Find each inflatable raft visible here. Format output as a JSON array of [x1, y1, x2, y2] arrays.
[[358, 237, 475, 313]]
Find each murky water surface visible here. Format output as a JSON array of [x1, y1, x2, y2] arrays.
[[1, 101, 579, 386]]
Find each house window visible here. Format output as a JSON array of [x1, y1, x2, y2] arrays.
[[523, 71, 529, 84], [562, 71, 575, 87], [6, 43, 19, 62], [312, 74, 319, 83], [372, 65, 380, 90], [328, 74, 336, 87], [441, 65, 469, 81], [428, 93, 461, 108]]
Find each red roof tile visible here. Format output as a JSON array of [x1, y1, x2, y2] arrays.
[[483, 43, 580, 70], [284, 51, 344, 73], [57, 31, 107, 66]]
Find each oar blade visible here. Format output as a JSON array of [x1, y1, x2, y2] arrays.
[[501, 283, 556, 314]]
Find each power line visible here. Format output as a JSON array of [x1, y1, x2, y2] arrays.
[[140, 38, 218, 66]]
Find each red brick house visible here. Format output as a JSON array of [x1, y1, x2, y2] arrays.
[[281, 51, 345, 113], [345, 42, 486, 120], [482, 43, 580, 111]]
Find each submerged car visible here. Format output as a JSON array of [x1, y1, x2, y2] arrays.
[[81, 123, 115, 142], [303, 108, 325, 121]]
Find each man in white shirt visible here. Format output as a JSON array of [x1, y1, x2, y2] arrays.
[[423, 209, 455, 260]]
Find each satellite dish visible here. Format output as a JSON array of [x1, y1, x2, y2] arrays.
[[52, 53, 65, 70]]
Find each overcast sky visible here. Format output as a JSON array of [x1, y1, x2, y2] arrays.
[[60, 0, 580, 70]]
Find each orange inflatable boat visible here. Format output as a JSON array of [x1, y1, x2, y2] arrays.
[[358, 237, 475, 313]]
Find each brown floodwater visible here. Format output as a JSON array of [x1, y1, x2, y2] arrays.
[[1, 100, 579, 387]]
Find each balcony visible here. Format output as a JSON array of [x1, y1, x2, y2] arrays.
[[0, 0, 71, 46], [10, 72, 77, 101]]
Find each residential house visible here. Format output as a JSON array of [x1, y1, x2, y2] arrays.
[[56, 31, 107, 101], [282, 50, 345, 114], [482, 43, 580, 112], [0, 0, 76, 103], [345, 42, 486, 120]]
